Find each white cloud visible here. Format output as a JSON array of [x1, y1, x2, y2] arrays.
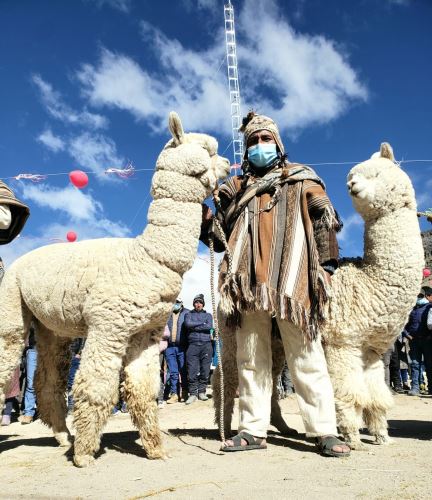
[[238, 0, 367, 131], [77, 0, 367, 137], [32, 74, 108, 129], [1, 218, 130, 268], [338, 213, 363, 244], [180, 251, 222, 310], [1, 183, 131, 267], [68, 132, 124, 176], [20, 184, 102, 221], [87, 0, 131, 12], [37, 128, 65, 152], [182, 0, 218, 11]]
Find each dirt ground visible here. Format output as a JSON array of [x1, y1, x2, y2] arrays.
[[0, 392, 431, 500]]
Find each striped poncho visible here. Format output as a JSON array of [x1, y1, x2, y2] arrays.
[[207, 163, 341, 340]]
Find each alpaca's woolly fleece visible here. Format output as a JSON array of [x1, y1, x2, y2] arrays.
[[322, 143, 424, 448], [0, 112, 230, 467]]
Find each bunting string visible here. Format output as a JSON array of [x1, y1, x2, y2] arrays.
[[1, 159, 431, 183]]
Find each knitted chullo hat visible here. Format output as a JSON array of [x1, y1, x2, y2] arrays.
[[239, 111, 285, 157], [193, 293, 205, 306]]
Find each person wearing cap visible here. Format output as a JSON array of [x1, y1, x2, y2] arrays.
[[200, 112, 349, 457], [164, 299, 189, 403], [183, 294, 213, 405], [0, 181, 31, 422], [403, 287, 432, 395], [0, 180, 30, 244], [0, 180, 30, 282]]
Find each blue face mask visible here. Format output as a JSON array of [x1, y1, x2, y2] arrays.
[[173, 303, 182, 312], [247, 143, 278, 168], [416, 297, 428, 306]]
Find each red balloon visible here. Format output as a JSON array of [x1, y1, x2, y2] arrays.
[[69, 170, 88, 189], [423, 268, 431, 278], [66, 231, 77, 243]]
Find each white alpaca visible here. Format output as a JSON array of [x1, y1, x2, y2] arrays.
[[323, 142, 424, 448], [213, 143, 424, 448], [0, 112, 230, 467]]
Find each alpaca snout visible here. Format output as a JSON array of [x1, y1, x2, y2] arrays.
[[217, 156, 231, 178], [347, 177, 365, 197]]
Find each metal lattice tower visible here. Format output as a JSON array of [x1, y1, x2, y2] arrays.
[[224, 1, 243, 171]]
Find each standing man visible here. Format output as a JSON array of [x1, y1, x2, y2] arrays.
[[0, 180, 31, 421], [404, 287, 432, 396], [200, 112, 350, 456], [165, 299, 189, 403], [184, 294, 213, 405]]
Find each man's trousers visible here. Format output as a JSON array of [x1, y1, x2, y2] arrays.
[[186, 342, 213, 396], [165, 345, 187, 395], [237, 311, 338, 438]]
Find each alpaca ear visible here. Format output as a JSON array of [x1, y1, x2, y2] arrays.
[[168, 112, 185, 146], [380, 142, 395, 162]]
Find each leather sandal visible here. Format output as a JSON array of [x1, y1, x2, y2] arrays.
[[315, 435, 351, 457], [221, 431, 267, 452]]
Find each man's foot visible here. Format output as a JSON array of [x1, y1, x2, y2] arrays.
[[221, 431, 267, 452], [185, 395, 197, 405], [157, 401, 165, 409], [166, 394, 179, 404], [19, 415, 34, 425], [120, 402, 128, 413], [315, 435, 350, 457], [198, 393, 208, 401], [392, 386, 404, 394], [1, 415, 11, 426]]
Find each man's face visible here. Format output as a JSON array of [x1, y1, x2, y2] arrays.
[[426, 294, 432, 303], [194, 301, 204, 311], [247, 130, 276, 148]]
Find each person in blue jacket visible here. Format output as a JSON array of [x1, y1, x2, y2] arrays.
[[184, 294, 213, 405], [165, 299, 189, 403], [403, 287, 432, 396]]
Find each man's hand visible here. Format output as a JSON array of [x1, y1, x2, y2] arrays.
[[202, 204, 213, 223]]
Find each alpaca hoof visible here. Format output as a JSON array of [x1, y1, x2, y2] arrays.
[[73, 454, 95, 468], [346, 440, 368, 451], [146, 448, 168, 460], [55, 431, 72, 447], [375, 435, 393, 445]]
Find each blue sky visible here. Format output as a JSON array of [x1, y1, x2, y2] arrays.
[[1, 0, 431, 307]]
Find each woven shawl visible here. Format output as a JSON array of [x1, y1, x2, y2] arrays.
[[0, 181, 30, 245], [216, 164, 339, 339]]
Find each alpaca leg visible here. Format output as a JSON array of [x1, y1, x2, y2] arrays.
[[34, 324, 72, 447], [123, 333, 166, 460], [72, 330, 125, 467], [0, 271, 31, 407], [270, 336, 296, 435], [212, 317, 238, 436], [324, 346, 367, 450], [363, 352, 394, 445]]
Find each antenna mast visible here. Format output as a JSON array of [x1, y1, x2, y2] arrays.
[[224, 1, 243, 172]]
